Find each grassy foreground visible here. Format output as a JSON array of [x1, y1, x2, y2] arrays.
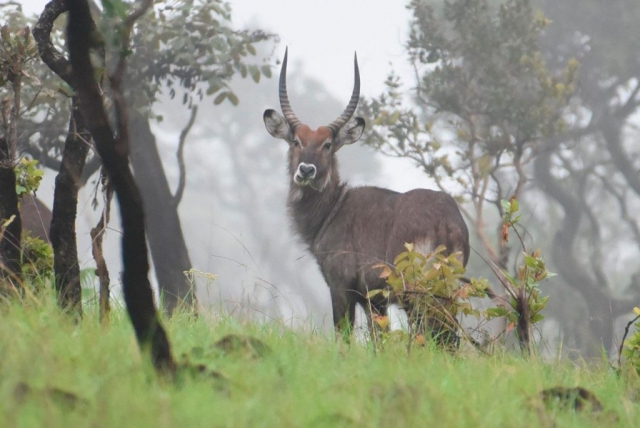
[[0, 296, 638, 427]]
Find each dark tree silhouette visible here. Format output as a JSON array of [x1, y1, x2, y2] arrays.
[[34, 0, 91, 315], [66, 0, 175, 373], [0, 137, 22, 291], [530, 0, 640, 355], [0, 16, 28, 292]]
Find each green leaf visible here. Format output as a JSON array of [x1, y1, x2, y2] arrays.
[[486, 307, 508, 318], [227, 92, 239, 106], [395, 259, 411, 272], [249, 65, 260, 83], [510, 198, 519, 213], [502, 271, 518, 288], [2, 215, 16, 229], [206, 83, 222, 96], [393, 251, 409, 266], [261, 65, 272, 78], [433, 245, 447, 254], [531, 313, 545, 323], [213, 92, 227, 105], [523, 254, 538, 269], [367, 289, 383, 299]]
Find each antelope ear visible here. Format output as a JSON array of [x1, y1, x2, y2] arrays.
[[335, 117, 365, 148], [263, 109, 293, 141]]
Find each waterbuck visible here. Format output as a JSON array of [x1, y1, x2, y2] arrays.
[[263, 49, 470, 335]]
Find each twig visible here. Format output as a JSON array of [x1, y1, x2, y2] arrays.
[[172, 105, 198, 206], [617, 314, 640, 370], [90, 171, 113, 323], [509, 219, 527, 253]]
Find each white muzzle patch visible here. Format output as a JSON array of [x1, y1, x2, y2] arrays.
[[294, 162, 317, 185]]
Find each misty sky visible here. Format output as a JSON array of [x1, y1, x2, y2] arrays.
[[24, 0, 413, 100], [19, 0, 434, 327], [24, 0, 430, 191]]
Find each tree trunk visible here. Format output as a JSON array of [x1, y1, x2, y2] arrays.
[[67, 0, 175, 374], [90, 173, 113, 323], [583, 292, 615, 355], [129, 112, 195, 314], [0, 137, 22, 292], [50, 101, 91, 316], [533, 149, 637, 357]]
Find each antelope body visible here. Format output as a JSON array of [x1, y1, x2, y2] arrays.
[[20, 195, 52, 243], [263, 49, 470, 333]]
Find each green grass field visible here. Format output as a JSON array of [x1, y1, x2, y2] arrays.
[[0, 296, 637, 427]]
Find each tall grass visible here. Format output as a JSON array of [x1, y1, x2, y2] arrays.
[[0, 294, 637, 427]]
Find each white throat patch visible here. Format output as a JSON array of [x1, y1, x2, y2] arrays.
[[291, 187, 303, 201], [320, 167, 331, 191]]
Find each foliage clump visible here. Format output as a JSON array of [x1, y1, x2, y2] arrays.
[[359, 0, 576, 284], [371, 243, 488, 347], [369, 200, 554, 353], [113, 0, 274, 113], [15, 158, 52, 289], [14, 158, 44, 197], [21, 231, 53, 288], [622, 308, 640, 375]]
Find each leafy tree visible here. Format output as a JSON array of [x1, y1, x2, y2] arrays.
[[359, 0, 575, 349], [530, 0, 640, 355], [0, 5, 45, 291], [33, 0, 93, 316], [67, 0, 175, 374], [95, 0, 273, 314], [1, 2, 93, 311], [12, 0, 273, 314]]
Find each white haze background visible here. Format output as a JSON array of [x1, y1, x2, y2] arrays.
[[23, 0, 428, 330]]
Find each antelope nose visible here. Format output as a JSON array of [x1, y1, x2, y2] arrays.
[[298, 163, 316, 179]]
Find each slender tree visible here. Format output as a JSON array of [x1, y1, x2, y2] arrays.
[[0, 13, 36, 291], [24, 0, 274, 315], [33, 0, 91, 315], [96, 0, 272, 314], [359, 0, 575, 351], [67, 0, 175, 373]]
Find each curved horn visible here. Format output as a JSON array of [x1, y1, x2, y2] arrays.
[[327, 52, 360, 134], [279, 47, 302, 130]]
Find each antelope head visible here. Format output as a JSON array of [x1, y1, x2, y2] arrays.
[[263, 48, 365, 191]]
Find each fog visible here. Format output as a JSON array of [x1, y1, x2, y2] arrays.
[[17, 0, 640, 356], [23, 0, 424, 331]]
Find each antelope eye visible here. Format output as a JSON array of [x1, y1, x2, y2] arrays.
[[292, 140, 300, 148], [323, 142, 332, 150]]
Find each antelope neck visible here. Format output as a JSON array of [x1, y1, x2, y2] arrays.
[[288, 177, 347, 248]]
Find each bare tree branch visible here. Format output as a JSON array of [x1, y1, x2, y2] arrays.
[[32, 0, 73, 86], [172, 105, 198, 206], [601, 119, 640, 196], [90, 171, 113, 323]]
